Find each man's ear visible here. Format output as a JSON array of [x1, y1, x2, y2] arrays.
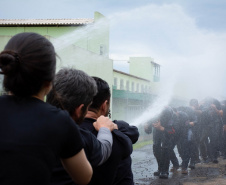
[[101, 100, 108, 113], [76, 104, 84, 118], [71, 104, 84, 122]]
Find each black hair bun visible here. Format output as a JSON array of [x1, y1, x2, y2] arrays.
[[0, 51, 19, 75]]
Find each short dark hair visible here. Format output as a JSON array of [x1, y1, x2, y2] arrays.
[[159, 106, 174, 127], [89, 77, 111, 111], [0, 32, 56, 97], [47, 68, 97, 116], [189, 99, 198, 107]]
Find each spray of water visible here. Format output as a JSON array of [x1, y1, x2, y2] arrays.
[[49, 12, 187, 128], [130, 75, 176, 126], [50, 5, 226, 128], [52, 19, 107, 52]]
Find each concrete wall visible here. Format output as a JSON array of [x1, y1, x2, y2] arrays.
[[113, 71, 151, 93], [112, 70, 154, 122], [129, 57, 155, 81], [0, 12, 109, 57], [53, 37, 113, 94]]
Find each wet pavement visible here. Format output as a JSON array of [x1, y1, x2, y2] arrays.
[[131, 144, 226, 185]]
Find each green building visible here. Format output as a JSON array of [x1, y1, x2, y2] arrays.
[[112, 57, 161, 122], [0, 12, 113, 102]]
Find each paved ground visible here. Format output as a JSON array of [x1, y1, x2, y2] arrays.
[[131, 145, 226, 185]]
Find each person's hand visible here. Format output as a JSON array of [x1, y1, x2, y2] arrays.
[[189, 122, 194, 126], [113, 123, 118, 130], [93, 115, 114, 131], [223, 125, 226, 132], [144, 123, 152, 134], [211, 104, 217, 112], [191, 106, 195, 110], [153, 121, 164, 131]]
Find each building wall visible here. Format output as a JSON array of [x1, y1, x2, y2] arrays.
[[113, 71, 151, 93], [0, 12, 109, 57], [129, 57, 154, 81], [53, 38, 113, 93], [112, 70, 154, 122]]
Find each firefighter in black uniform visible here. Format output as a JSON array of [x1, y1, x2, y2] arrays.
[[145, 106, 177, 179]]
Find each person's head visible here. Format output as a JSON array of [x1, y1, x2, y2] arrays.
[[89, 77, 111, 117], [0, 32, 56, 97], [47, 68, 97, 124], [189, 99, 199, 109], [221, 100, 226, 106], [159, 106, 174, 127]]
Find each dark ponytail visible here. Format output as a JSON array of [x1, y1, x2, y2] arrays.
[[0, 50, 20, 76]]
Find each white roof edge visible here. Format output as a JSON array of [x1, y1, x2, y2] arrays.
[[0, 18, 94, 25]]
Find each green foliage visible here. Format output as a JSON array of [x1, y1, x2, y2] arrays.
[[133, 140, 153, 150]]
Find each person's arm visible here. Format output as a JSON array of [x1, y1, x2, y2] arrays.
[[223, 107, 226, 131], [93, 115, 114, 165], [153, 121, 165, 131], [96, 127, 113, 165], [144, 123, 153, 135], [153, 120, 176, 135], [61, 149, 92, 185], [114, 120, 139, 144], [211, 104, 223, 117], [113, 129, 133, 158], [80, 128, 113, 167]]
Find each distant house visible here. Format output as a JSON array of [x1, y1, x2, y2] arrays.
[[112, 57, 161, 122]]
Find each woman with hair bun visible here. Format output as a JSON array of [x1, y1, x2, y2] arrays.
[[0, 32, 93, 185]]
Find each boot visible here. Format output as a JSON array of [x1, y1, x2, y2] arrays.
[[189, 163, 195, 169], [159, 172, 168, 179], [153, 170, 160, 176], [181, 168, 188, 174], [212, 158, 218, 163]]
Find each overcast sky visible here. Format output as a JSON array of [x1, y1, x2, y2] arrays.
[[1, 0, 226, 100]]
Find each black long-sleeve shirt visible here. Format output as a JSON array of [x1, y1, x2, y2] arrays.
[[81, 118, 133, 185], [112, 120, 139, 185]]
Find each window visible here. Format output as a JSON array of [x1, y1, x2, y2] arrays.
[[100, 44, 106, 55], [114, 77, 117, 87], [120, 79, 124, 90], [136, 83, 139, 92], [153, 63, 160, 82], [149, 86, 151, 93], [126, 80, 129, 91], [145, 85, 147, 93], [153, 64, 160, 76], [131, 82, 134, 92], [141, 85, 144, 93]]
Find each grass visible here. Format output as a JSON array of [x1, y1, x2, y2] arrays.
[[133, 140, 153, 150]]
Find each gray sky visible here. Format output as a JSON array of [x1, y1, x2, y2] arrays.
[[1, 0, 226, 100]]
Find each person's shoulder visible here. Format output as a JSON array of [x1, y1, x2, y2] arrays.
[[113, 120, 128, 125], [0, 95, 12, 102], [113, 120, 137, 128], [44, 101, 69, 115], [79, 127, 93, 137], [80, 118, 97, 133], [112, 129, 131, 142], [82, 118, 96, 123], [41, 102, 75, 127], [79, 128, 99, 147], [112, 129, 132, 156]]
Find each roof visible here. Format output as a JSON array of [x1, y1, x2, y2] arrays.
[[0, 19, 94, 26], [113, 69, 150, 82]]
